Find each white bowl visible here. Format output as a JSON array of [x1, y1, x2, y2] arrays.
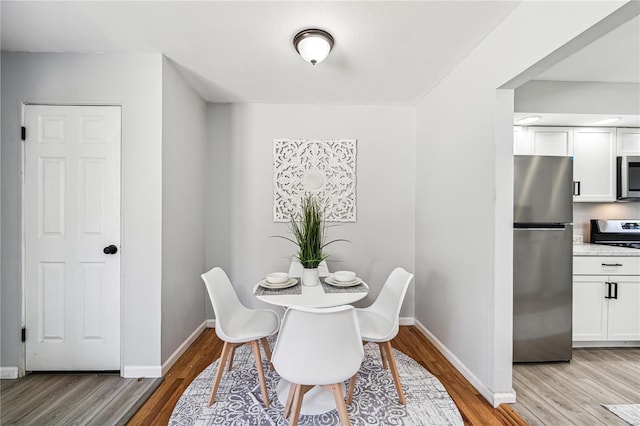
[[266, 272, 289, 284], [333, 271, 356, 282]]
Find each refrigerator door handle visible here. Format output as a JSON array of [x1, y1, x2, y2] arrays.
[[605, 282, 612, 299], [514, 228, 568, 231]]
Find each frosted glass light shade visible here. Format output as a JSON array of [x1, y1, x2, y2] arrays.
[[593, 117, 621, 125], [515, 116, 541, 125], [293, 29, 334, 65]]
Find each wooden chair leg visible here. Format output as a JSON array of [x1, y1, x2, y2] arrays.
[[209, 341, 233, 406], [378, 342, 389, 369], [290, 384, 312, 426], [346, 374, 357, 405], [382, 341, 406, 405], [227, 345, 237, 372], [283, 383, 296, 419], [325, 383, 350, 425], [260, 337, 274, 369], [250, 340, 270, 407]]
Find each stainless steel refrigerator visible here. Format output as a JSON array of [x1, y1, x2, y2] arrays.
[[513, 155, 573, 362]]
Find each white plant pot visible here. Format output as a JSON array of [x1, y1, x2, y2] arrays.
[[302, 268, 320, 286]]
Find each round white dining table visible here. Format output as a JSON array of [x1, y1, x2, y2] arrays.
[[254, 275, 369, 415]]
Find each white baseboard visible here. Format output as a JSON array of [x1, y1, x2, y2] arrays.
[[123, 320, 212, 378], [122, 365, 162, 378], [399, 317, 415, 326], [161, 321, 208, 376], [206, 319, 216, 328], [413, 320, 515, 408], [493, 391, 517, 406], [0, 367, 19, 379]]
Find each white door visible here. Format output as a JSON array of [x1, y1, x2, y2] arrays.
[[24, 105, 121, 371], [573, 127, 616, 202], [528, 127, 574, 156], [572, 276, 608, 341], [616, 127, 640, 156], [607, 276, 640, 341]]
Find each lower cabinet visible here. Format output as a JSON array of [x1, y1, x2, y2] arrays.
[[573, 256, 640, 345], [573, 274, 640, 343]]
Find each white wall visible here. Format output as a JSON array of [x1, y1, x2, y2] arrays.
[[1, 52, 163, 374], [207, 103, 415, 317], [415, 1, 627, 406], [205, 104, 233, 319], [515, 81, 640, 115], [160, 58, 207, 362]]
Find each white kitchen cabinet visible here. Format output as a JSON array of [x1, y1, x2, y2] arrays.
[[573, 256, 640, 345], [608, 276, 640, 341], [573, 275, 608, 341], [513, 126, 529, 155], [528, 127, 574, 156], [572, 127, 616, 202], [617, 128, 640, 156]]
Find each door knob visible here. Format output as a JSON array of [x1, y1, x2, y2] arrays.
[[103, 245, 118, 255]]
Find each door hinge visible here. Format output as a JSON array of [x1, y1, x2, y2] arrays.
[[21, 327, 26, 342], [21, 126, 26, 141]]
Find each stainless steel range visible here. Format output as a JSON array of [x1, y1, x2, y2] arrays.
[[590, 219, 640, 249]]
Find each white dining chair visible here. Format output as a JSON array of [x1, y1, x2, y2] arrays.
[[288, 258, 330, 278], [271, 305, 364, 426], [356, 267, 414, 405], [201, 267, 280, 407]]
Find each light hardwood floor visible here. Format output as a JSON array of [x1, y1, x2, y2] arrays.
[[512, 347, 640, 425], [128, 326, 528, 425], [0, 373, 161, 425]]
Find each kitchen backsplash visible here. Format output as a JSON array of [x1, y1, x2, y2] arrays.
[[573, 202, 640, 242]]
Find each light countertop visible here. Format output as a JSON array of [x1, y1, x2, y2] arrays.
[[573, 243, 640, 257]]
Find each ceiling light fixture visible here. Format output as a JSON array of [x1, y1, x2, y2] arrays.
[[593, 117, 621, 125], [293, 29, 334, 65], [515, 116, 542, 125]]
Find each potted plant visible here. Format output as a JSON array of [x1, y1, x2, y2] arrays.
[[279, 194, 346, 286]]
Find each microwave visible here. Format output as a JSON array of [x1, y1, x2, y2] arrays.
[[617, 156, 640, 200]]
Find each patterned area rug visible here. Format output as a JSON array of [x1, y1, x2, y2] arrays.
[[170, 340, 463, 425], [603, 404, 640, 425]]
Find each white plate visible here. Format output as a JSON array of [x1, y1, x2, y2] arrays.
[[325, 276, 363, 287], [259, 278, 298, 289]]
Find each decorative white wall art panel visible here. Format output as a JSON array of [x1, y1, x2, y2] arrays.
[[273, 139, 357, 222]]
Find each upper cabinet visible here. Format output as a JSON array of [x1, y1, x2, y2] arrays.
[[515, 126, 621, 202], [513, 126, 528, 156], [529, 127, 574, 156], [617, 128, 640, 156], [572, 127, 616, 202]]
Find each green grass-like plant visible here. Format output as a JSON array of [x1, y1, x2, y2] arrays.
[[277, 195, 347, 269]]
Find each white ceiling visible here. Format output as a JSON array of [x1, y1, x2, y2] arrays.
[[535, 15, 639, 83], [515, 15, 639, 127], [0, 1, 521, 104], [2, 2, 637, 105]]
